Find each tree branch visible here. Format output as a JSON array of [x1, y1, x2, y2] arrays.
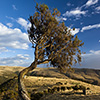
[[38, 59, 51, 64], [37, 32, 47, 45]]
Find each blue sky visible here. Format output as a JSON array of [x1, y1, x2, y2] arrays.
[[0, 0, 100, 69]]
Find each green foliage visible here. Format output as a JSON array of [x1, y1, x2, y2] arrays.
[[28, 3, 84, 73]]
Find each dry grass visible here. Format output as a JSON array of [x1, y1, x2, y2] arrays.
[[0, 66, 24, 85], [24, 76, 100, 94], [23, 76, 100, 100], [0, 66, 100, 100]]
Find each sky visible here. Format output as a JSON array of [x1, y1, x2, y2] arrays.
[[0, 0, 100, 69]]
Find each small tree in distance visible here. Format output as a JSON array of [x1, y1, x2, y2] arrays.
[[18, 3, 84, 100]]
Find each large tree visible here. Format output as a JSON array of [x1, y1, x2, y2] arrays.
[[18, 3, 84, 100]]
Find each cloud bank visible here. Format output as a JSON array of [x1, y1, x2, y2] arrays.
[[0, 23, 29, 50], [0, 54, 30, 67], [63, 0, 99, 20], [63, 7, 87, 17], [17, 18, 31, 30], [6, 23, 13, 27], [85, 0, 98, 7], [79, 50, 100, 69]]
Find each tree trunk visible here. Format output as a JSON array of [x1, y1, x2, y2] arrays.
[[18, 61, 37, 100]]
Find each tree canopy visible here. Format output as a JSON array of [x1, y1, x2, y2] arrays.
[[28, 3, 84, 72], [18, 3, 84, 100]]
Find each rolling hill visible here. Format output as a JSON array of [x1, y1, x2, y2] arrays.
[[0, 66, 100, 100], [28, 67, 100, 86], [0, 66, 100, 86]]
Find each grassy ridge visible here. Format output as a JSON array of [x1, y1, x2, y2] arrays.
[[0, 66, 100, 86], [28, 67, 100, 86]]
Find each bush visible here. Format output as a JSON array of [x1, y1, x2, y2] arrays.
[[57, 87, 61, 91], [72, 85, 80, 90], [43, 89, 48, 94], [31, 91, 44, 100], [79, 85, 86, 90], [48, 88, 55, 94], [64, 81, 67, 85], [56, 82, 63, 85], [61, 86, 66, 91], [67, 86, 72, 90], [52, 86, 58, 92]]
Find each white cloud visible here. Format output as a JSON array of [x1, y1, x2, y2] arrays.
[[66, 3, 74, 7], [6, 23, 13, 27], [89, 50, 100, 55], [80, 22, 83, 25], [63, 0, 98, 20], [85, 0, 98, 7], [12, 5, 17, 10], [66, 2, 74, 7], [62, 18, 67, 21], [0, 47, 9, 53], [63, 7, 87, 17], [66, 3, 71, 6], [70, 28, 80, 35], [6, 16, 15, 21], [81, 23, 100, 32], [95, 6, 100, 13], [0, 23, 29, 49], [95, 6, 100, 11], [17, 18, 31, 30], [16, 54, 29, 60], [56, 17, 67, 21], [99, 40, 100, 42], [0, 54, 30, 67], [80, 50, 100, 69], [82, 50, 100, 57]]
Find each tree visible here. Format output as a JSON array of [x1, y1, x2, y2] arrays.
[[18, 3, 84, 100]]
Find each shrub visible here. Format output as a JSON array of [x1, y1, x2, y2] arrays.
[[52, 86, 58, 92], [67, 86, 72, 90], [72, 85, 80, 90], [87, 87, 90, 90], [43, 89, 48, 95], [57, 87, 61, 91], [64, 81, 67, 85], [79, 85, 86, 90], [61, 86, 66, 91], [31, 91, 44, 100], [56, 82, 63, 85], [48, 88, 55, 94]]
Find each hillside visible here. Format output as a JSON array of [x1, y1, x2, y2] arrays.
[[0, 66, 100, 100], [28, 67, 100, 86], [0, 66, 25, 85], [0, 74, 100, 100], [0, 66, 100, 86]]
